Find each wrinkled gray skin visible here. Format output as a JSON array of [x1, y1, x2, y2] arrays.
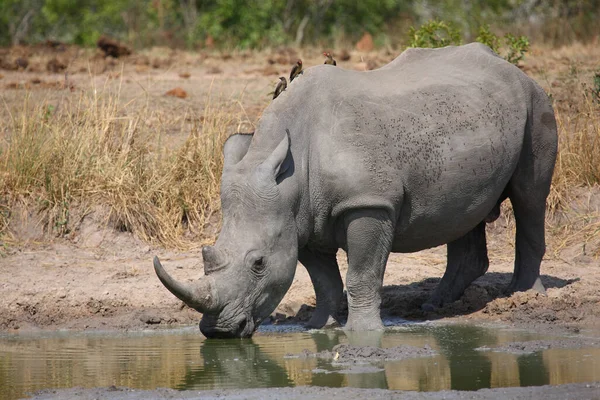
[[154, 43, 558, 338]]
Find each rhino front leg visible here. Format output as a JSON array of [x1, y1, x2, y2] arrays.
[[343, 209, 394, 331], [298, 248, 344, 328]]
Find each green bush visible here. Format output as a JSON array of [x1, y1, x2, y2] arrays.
[[503, 33, 530, 65], [1, 0, 597, 49], [407, 19, 462, 48], [0, 0, 403, 48], [592, 72, 600, 103], [408, 19, 530, 65], [475, 24, 500, 53]]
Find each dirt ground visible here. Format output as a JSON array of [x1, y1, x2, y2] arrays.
[[1, 42, 599, 336]]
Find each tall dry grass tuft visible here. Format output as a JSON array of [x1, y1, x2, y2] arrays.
[[0, 82, 246, 248], [546, 90, 600, 257], [550, 97, 600, 210]]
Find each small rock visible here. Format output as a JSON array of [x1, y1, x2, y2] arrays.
[[274, 312, 286, 322], [295, 304, 314, 321], [179, 72, 191, 79], [47, 58, 67, 73], [97, 35, 131, 58], [165, 87, 187, 98], [339, 49, 351, 61], [15, 57, 29, 70], [366, 59, 378, 70], [206, 66, 223, 74], [140, 313, 162, 324], [356, 32, 374, 52]]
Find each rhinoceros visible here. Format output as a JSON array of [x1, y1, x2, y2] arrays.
[[154, 43, 557, 338]]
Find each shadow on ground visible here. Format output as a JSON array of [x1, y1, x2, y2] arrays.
[[287, 273, 579, 325]]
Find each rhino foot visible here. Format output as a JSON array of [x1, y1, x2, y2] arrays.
[[505, 276, 547, 296], [344, 314, 384, 332], [306, 315, 340, 329]]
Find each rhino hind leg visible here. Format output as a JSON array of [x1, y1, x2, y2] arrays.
[[504, 98, 557, 295], [298, 248, 344, 329], [505, 176, 549, 294], [505, 198, 546, 294], [423, 221, 489, 311]]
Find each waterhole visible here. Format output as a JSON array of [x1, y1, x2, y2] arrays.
[[1, 323, 599, 399]]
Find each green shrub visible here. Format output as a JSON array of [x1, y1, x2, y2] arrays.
[[475, 24, 500, 53], [503, 33, 530, 65], [409, 19, 530, 66], [592, 72, 600, 103], [407, 19, 462, 48]]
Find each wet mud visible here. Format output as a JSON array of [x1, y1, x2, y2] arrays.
[[476, 337, 600, 354], [28, 382, 600, 400], [287, 343, 437, 362]]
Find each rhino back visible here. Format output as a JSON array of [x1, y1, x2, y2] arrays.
[[255, 44, 539, 251]]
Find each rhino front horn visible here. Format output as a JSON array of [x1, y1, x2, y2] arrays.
[[153, 256, 217, 312]]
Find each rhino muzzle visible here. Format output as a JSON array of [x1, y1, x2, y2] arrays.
[[200, 313, 257, 339], [153, 256, 218, 312]]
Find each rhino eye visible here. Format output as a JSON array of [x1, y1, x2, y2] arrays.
[[251, 256, 266, 274]]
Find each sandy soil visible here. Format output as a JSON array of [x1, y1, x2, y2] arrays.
[[0, 41, 599, 335]]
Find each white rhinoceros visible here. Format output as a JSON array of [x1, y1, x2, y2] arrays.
[[154, 43, 557, 338]]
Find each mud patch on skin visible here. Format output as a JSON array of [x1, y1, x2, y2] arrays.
[[476, 338, 600, 354], [286, 343, 437, 363]]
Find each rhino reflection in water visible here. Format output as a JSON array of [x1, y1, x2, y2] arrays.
[[154, 43, 558, 338], [177, 339, 292, 390]]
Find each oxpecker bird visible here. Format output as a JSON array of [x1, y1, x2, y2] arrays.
[[289, 59, 303, 82], [273, 77, 287, 99], [323, 52, 337, 66]]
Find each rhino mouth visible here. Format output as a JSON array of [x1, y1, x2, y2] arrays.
[[200, 314, 258, 338]]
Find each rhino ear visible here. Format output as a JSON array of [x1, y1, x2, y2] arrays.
[[223, 133, 254, 168], [258, 130, 291, 180]]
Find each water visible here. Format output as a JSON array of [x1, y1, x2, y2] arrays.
[[1, 323, 599, 399]]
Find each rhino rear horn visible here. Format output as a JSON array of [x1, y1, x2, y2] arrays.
[[223, 133, 254, 168]]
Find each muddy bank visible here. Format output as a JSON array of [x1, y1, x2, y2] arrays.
[[286, 343, 437, 362], [285, 343, 438, 375], [476, 338, 600, 354], [27, 383, 600, 400], [1, 230, 599, 334]]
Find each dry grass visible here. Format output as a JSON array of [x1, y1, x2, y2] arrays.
[[543, 67, 600, 258], [492, 86, 600, 258], [549, 109, 600, 257], [549, 99, 600, 210], [0, 44, 599, 257], [0, 80, 250, 248]]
